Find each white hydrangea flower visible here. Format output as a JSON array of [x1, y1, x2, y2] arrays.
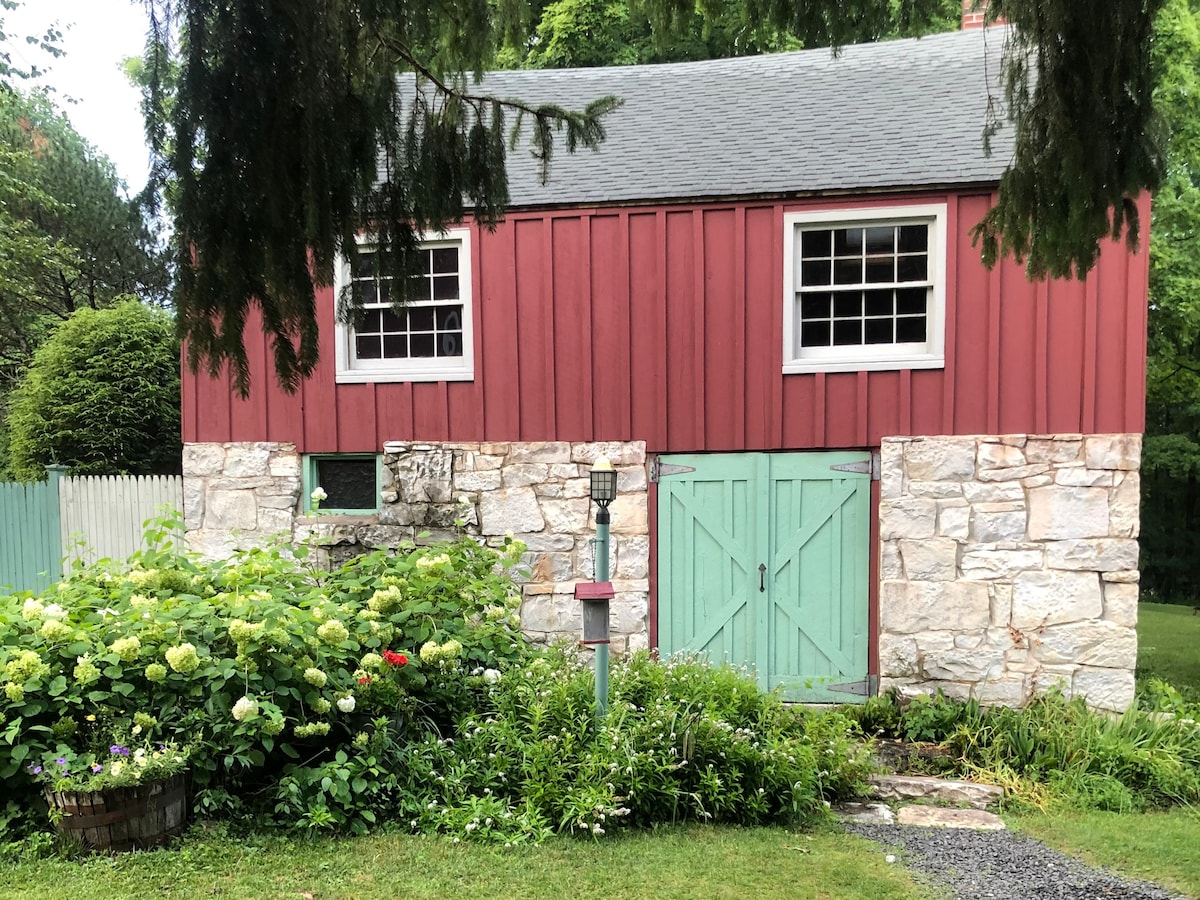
[[482, 669, 502, 684], [337, 695, 356, 713], [232, 695, 259, 722], [310, 487, 328, 502], [42, 603, 68, 620]]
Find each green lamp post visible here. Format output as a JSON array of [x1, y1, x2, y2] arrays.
[[585, 455, 617, 719]]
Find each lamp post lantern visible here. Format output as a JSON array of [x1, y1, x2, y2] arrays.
[[584, 455, 617, 719]]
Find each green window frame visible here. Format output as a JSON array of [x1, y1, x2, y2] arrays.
[[302, 454, 382, 514]]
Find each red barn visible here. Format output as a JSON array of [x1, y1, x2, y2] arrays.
[[181, 25, 1145, 710]]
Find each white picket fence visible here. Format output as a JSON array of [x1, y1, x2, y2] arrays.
[[58, 475, 183, 570]]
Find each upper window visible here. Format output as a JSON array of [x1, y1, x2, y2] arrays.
[[782, 205, 946, 374], [335, 228, 474, 382]]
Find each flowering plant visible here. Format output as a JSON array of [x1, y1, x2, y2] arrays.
[[32, 741, 191, 793]]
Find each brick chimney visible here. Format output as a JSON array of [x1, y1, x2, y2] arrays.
[[961, 0, 994, 29]]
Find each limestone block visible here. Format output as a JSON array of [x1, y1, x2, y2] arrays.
[[880, 440, 906, 500], [869, 775, 1004, 810], [472, 454, 504, 471], [905, 437, 977, 481], [1030, 666, 1075, 696], [183, 478, 205, 530], [1032, 621, 1137, 668], [1102, 580, 1139, 628], [520, 594, 581, 633], [258, 491, 300, 510], [908, 481, 964, 499], [480, 443, 511, 456], [937, 501, 970, 540], [1072, 666, 1135, 712], [503, 464, 550, 487], [897, 538, 957, 581], [268, 450, 301, 478], [1025, 438, 1083, 465], [617, 466, 648, 492], [479, 487, 545, 535], [550, 464, 582, 479], [533, 482, 564, 499], [1084, 434, 1141, 471], [989, 583, 1013, 627], [257, 506, 294, 536], [1054, 466, 1113, 487], [206, 490, 258, 530], [970, 502, 1027, 542], [207, 476, 276, 492], [1021, 475, 1054, 489], [504, 442, 571, 464], [559, 478, 592, 499], [391, 448, 455, 504], [1044, 539, 1139, 572], [628, 631, 650, 653], [611, 593, 648, 634], [920, 680, 974, 702], [356, 524, 413, 548], [570, 441, 646, 466], [455, 470, 502, 492], [962, 481, 1025, 503], [185, 529, 239, 560], [977, 442, 1026, 470], [182, 443, 226, 477], [616, 535, 650, 579], [541, 498, 591, 534], [526, 551, 575, 583], [977, 464, 1050, 482], [1109, 472, 1140, 538], [974, 677, 1029, 706], [880, 541, 904, 580], [1011, 570, 1102, 628], [518, 533, 576, 552], [923, 646, 1004, 681], [607, 492, 649, 535], [879, 499, 937, 540], [879, 581, 990, 634], [1027, 486, 1109, 539], [959, 547, 1043, 580], [224, 445, 271, 477], [1101, 569, 1140, 583], [913, 630, 956, 651], [878, 634, 919, 677], [999, 435, 1028, 448]]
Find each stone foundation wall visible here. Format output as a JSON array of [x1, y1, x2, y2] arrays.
[[182, 440, 650, 651], [878, 433, 1141, 711]]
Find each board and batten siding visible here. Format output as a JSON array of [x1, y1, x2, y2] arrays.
[[182, 191, 1150, 451]]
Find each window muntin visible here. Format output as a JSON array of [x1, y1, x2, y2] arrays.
[[303, 455, 380, 514], [783, 206, 946, 374], [335, 229, 474, 383]]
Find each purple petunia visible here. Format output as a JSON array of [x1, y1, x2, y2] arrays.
[[110, 745, 131, 757], [56, 757, 68, 767], [27, 764, 42, 775], [91, 764, 103, 773]]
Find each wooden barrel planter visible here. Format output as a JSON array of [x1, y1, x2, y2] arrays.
[[44, 773, 188, 852]]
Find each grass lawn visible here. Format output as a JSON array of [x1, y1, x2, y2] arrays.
[[0, 826, 930, 900], [1010, 808, 1200, 898], [1137, 602, 1200, 697]]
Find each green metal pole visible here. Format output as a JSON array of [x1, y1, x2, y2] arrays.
[[594, 506, 610, 721]]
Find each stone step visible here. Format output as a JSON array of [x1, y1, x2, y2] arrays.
[[896, 805, 1006, 830], [868, 774, 1004, 809], [833, 801, 896, 826]]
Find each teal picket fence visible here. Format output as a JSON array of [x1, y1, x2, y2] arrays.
[[0, 467, 65, 594]]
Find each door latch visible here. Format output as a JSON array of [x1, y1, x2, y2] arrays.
[[758, 563, 766, 592]]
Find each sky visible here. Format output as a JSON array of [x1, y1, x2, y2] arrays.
[[6, 0, 153, 192]]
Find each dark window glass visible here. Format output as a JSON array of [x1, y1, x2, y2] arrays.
[[356, 335, 382, 359], [417, 250, 431, 275], [833, 258, 861, 285], [432, 247, 458, 274], [800, 293, 831, 320], [801, 260, 831, 286], [865, 291, 894, 317], [896, 316, 927, 343], [354, 280, 378, 305], [409, 307, 435, 331], [383, 335, 407, 358], [360, 309, 383, 334], [896, 287, 927, 316], [436, 307, 461, 330], [410, 333, 436, 357], [377, 280, 391, 303], [800, 320, 831, 347], [864, 226, 895, 255], [898, 225, 928, 253], [381, 308, 405, 333], [833, 293, 862, 319], [833, 319, 862, 346], [834, 228, 862, 256], [432, 275, 459, 302], [865, 318, 894, 344], [865, 257, 894, 283], [315, 457, 377, 510], [801, 229, 832, 257], [438, 333, 462, 357], [897, 255, 928, 282], [353, 253, 376, 279]]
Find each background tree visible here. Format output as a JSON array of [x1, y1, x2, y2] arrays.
[[1140, 0, 1200, 601], [5, 299, 181, 481], [146, 0, 1161, 393]]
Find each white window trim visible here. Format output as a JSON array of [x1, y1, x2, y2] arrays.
[[334, 227, 475, 383], [782, 204, 947, 374]]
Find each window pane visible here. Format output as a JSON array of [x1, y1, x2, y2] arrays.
[[833, 319, 862, 346], [356, 335, 382, 359], [833, 292, 862, 319], [865, 318, 894, 344], [864, 226, 895, 255], [377, 280, 391, 303], [438, 332, 463, 357], [315, 457, 376, 511], [865, 290, 894, 317], [833, 228, 862, 256], [833, 258, 862, 285], [801, 260, 831, 286], [353, 280, 377, 305], [801, 229, 832, 257], [432, 247, 458, 274], [897, 254, 928, 282], [410, 333, 435, 357], [383, 335, 407, 358], [896, 316, 927, 343], [436, 306, 462, 330], [359, 309, 383, 334], [865, 257, 894, 284], [799, 293, 831, 320], [409, 307, 435, 331], [432, 275, 459, 301], [800, 320, 831, 347], [896, 287, 927, 316], [898, 225, 928, 253], [418, 250, 432, 275], [353, 253, 375, 279], [381, 308, 405, 333]]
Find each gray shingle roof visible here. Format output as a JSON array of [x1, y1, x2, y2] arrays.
[[475, 27, 1012, 208]]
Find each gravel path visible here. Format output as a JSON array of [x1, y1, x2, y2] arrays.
[[844, 823, 1193, 900]]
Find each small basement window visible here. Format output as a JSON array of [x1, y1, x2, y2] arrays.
[[303, 455, 381, 514], [783, 204, 947, 373]]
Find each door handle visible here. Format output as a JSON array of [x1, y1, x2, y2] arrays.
[[758, 563, 766, 592]]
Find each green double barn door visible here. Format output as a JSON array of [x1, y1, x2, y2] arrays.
[[658, 452, 871, 702]]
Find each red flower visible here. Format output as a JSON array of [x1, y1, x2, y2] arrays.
[[383, 650, 408, 667], [358, 675, 372, 684]]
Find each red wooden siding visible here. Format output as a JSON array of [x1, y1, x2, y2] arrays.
[[183, 190, 1150, 450]]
